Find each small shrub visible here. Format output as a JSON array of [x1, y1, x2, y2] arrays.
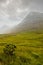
[[3, 44, 16, 56], [3, 44, 16, 65]]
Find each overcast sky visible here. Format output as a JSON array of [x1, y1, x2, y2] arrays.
[[0, 0, 43, 34]]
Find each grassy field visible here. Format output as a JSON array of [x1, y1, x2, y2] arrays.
[[0, 31, 43, 65]]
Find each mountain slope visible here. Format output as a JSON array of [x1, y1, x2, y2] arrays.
[[11, 12, 43, 33]]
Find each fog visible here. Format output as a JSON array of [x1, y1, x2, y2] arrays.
[[0, 0, 43, 34]]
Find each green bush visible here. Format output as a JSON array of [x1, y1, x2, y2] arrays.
[[3, 44, 16, 56], [2, 44, 16, 65]]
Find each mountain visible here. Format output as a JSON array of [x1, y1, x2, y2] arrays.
[[11, 12, 43, 33]]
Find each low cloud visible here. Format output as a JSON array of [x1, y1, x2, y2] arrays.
[[0, 0, 43, 33]]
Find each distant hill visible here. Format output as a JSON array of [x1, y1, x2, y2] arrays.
[[11, 12, 43, 33]]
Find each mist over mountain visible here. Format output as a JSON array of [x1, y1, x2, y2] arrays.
[[11, 12, 43, 33], [0, 0, 43, 34]]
